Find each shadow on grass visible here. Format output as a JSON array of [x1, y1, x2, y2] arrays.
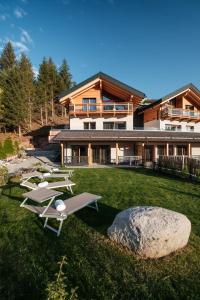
[[75, 202, 120, 236]]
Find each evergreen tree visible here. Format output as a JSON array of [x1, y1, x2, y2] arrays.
[[47, 58, 57, 121], [0, 41, 16, 71], [57, 59, 73, 92], [0, 65, 29, 136], [37, 57, 49, 124], [18, 53, 35, 130], [57, 59, 74, 117]]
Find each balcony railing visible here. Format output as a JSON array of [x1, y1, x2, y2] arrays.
[[69, 102, 133, 115], [161, 107, 200, 119]]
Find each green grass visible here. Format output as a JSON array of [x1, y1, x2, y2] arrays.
[[0, 168, 200, 300]]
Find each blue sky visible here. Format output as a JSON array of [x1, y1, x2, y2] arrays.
[[0, 0, 200, 98]]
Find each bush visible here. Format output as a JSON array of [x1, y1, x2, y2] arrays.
[[3, 138, 14, 155], [0, 143, 6, 160], [46, 256, 78, 300], [0, 166, 8, 186]]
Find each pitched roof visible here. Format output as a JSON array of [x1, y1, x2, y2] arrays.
[[53, 130, 200, 143], [58, 72, 145, 100], [138, 83, 200, 112]]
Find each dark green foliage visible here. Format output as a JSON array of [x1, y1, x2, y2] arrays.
[[57, 59, 74, 92], [0, 41, 16, 70], [3, 137, 14, 154], [0, 42, 74, 132], [0, 138, 19, 159], [0, 168, 200, 299]]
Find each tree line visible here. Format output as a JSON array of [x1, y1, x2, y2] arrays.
[[0, 41, 74, 135]]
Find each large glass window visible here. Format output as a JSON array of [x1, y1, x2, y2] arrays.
[[82, 98, 96, 111], [103, 122, 126, 130], [84, 122, 96, 130]]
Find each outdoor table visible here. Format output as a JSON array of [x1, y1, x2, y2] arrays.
[[21, 188, 63, 217]]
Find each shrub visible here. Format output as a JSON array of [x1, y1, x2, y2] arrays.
[[46, 256, 78, 300], [3, 138, 14, 155], [0, 166, 8, 186], [0, 143, 6, 160]]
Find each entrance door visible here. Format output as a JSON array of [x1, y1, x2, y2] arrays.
[[92, 145, 110, 164]]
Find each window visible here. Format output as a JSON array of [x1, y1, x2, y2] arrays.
[[165, 124, 181, 131], [82, 98, 96, 111], [103, 122, 126, 130], [186, 125, 194, 132], [84, 122, 96, 130], [103, 122, 114, 130], [185, 105, 194, 110]]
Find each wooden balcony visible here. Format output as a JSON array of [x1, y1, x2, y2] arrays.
[[69, 102, 133, 117], [161, 107, 200, 122]]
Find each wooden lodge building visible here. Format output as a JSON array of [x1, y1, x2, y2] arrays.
[[52, 72, 200, 166]]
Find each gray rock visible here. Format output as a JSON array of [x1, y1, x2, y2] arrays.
[[107, 206, 191, 258]]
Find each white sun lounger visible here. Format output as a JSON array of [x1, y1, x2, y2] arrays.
[[21, 171, 70, 181], [20, 179, 75, 194], [43, 164, 74, 177], [21, 192, 102, 236]]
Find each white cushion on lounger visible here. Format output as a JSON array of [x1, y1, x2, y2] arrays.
[[55, 199, 66, 212], [52, 168, 59, 172], [38, 181, 49, 188], [43, 172, 51, 177]]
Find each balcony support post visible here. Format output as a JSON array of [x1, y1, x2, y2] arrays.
[[116, 142, 119, 165], [153, 144, 157, 162], [88, 143, 92, 166], [166, 143, 169, 156], [61, 142, 64, 166], [187, 143, 191, 158], [173, 145, 177, 156]]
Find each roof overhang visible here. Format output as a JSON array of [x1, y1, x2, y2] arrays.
[[59, 72, 145, 105], [53, 130, 200, 143]]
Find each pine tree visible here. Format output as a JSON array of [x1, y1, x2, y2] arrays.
[[47, 58, 57, 121], [1, 65, 29, 136], [37, 57, 49, 124], [57, 59, 73, 117], [0, 41, 16, 71], [19, 53, 35, 130]]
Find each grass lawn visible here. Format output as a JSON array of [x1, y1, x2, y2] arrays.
[[0, 168, 200, 300]]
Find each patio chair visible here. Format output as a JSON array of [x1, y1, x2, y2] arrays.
[[21, 192, 102, 236], [21, 179, 75, 194], [21, 170, 70, 181]]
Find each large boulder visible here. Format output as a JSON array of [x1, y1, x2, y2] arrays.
[[107, 206, 191, 258]]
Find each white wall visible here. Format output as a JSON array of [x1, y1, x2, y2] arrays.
[[70, 115, 133, 130], [144, 119, 200, 132], [191, 146, 200, 156], [144, 120, 160, 130]]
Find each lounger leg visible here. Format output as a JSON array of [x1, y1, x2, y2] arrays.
[[57, 220, 64, 236], [87, 200, 99, 212], [40, 197, 55, 217], [67, 185, 73, 194], [20, 197, 28, 207], [44, 217, 49, 228]]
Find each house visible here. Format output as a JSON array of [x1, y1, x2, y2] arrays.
[[53, 72, 200, 166]]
